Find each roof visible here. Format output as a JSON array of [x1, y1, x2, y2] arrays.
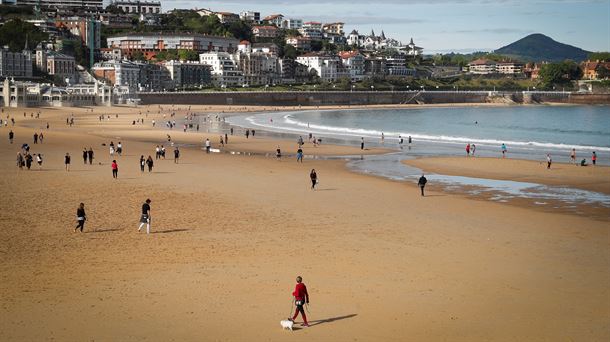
[[264, 14, 283, 20], [304, 21, 321, 24], [240, 40, 251, 45], [469, 58, 496, 65], [252, 25, 278, 30], [339, 51, 361, 59]]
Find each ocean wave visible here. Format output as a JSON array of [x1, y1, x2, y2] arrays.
[[242, 114, 610, 152]]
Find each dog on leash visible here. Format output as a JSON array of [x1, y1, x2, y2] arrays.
[[280, 318, 294, 331]]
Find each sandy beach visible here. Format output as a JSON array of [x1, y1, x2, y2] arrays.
[[0, 105, 608, 341]]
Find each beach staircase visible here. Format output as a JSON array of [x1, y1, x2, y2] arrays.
[[403, 91, 425, 104]]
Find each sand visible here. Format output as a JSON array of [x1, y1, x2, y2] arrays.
[[0, 105, 608, 341]]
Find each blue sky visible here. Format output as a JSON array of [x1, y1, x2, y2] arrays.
[[157, 0, 609, 53]]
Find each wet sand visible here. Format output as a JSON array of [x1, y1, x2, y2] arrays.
[[0, 105, 608, 341]]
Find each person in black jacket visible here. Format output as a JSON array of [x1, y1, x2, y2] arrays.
[[310, 169, 317, 190], [75, 203, 86, 232], [418, 174, 427, 196]]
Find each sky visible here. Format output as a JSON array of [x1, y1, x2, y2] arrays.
[[154, 0, 609, 54]]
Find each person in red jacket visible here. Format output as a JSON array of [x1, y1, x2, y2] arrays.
[[291, 276, 310, 327]]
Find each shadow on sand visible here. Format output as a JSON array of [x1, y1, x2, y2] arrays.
[[86, 228, 123, 233], [151, 228, 189, 234], [308, 314, 358, 327]]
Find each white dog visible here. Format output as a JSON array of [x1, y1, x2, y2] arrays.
[[280, 319, 294, 331]]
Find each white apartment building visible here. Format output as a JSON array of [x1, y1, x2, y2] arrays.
[[468, 59, 497, 74], [296, 54, 346, 82], [385, 57, 414, 76], [92, 60, 140, 91], [235, 52, 279, 86], [322, 22, 344, 36], [199, 52, 244, 86], [111, 0, 161, 14], [240, 11, 261, 23], [299, 22, 323, 40], [497, 62, 524, 75], [264, 14, 284, 27], [283, 18, 303, 30]]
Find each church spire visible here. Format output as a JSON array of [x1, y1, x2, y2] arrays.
[[370, 29, 375, 37], [381, 30, 386, 39]]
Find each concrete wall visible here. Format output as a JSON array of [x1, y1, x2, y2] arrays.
[[137, 90, 610, 106]]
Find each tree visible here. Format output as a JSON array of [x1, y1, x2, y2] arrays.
[[178, 49, 199, 61], [105, 4, 125, 14], [132, 51, 146, 62], [596, 65, 610, 79], [283, 45, 297, 59], [310, 40, 323, 52], [588, 52, 610, 62], [539, 61, 582, 86], [0, 19, 48, 52]]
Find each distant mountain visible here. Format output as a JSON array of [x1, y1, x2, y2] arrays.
[[495, 34, 591, 62]]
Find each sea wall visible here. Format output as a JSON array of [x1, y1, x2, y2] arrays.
[[137, 91, 610, 106]]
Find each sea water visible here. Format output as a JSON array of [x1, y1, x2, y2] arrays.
[[226, 105, 610, 211]]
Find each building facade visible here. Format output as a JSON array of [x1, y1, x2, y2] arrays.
[[16, 0, 103, 10], [199, 52, 244, 86], [163, 61, 212, 88], [296, 54, 346, 82], [0, 48, 33, 78], [107, 33, 239, 60], [240, 11, 260, 23], [111, 0, 161, 14], [55, 17, 102, 49], [252, 26, 278, 39]]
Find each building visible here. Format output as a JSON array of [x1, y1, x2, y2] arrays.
[[339, 51, 365, 81], [36, 50, 76, 79], [278, 58, 310, 84], [240, 11, 260, 23], [26, 19, 59, 37], [55, 17, 102, 49], [286, 36, 311, 51], [264, 14, 284, 27], [468, 58, 497, 74], [0, 48, 33, 78], [252, 43, 279, 56], [405, 38, 424, 57], [92, 60, 141, 91], [163, 61, 212, 88], [299, 22, 323, 40], [98, 13, 133, 29], [296, 54, 346, 82], [107, 33, 239, 60], [496, 61, 524, 75], [15, 0, 103, 10], [215, 12, 240, 24], [199, 52, 244, 86], [385, 57, 414, 76], [236, 52, 279, 86], [252, 26, 278, 39], [322, 22, 344, 36], [282, 18, 303, 30], [365, 57, 386, 76], [581, 60, 610, 80], [110, 0, 161, 14], [99, 48, 123, 61], [1, 78, 110, 107]]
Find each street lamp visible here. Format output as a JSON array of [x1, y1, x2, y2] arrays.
[[371, 85, 374, 91]]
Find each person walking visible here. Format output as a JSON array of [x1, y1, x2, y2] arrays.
[[33, 132, 38, 144], [546, 154, 552, 169], [82, 148, 88, 164], [146, 156, 154, 172], [296, 147, 304, 163], [117, 142, 123, 156], [9, 130, 14, 144], [276, 146, 281, 160], [245, 129, 250, 139], [205, 138, 211, 153], [74, 203, 86, 232], [111, 160, 118, 178], [25, 153, 33, 170], [225, 133, 228, 144], [64, 153, 71, 171], [501, 143, 507, 158], [310, 169, 317, 190], [360, 137, 364, 150], [36, 153, 43, 169], [418, 173, 427, 196], [471, 144, 476, 156], [291, 276, 310, 327], [16, 152, 23, 170], [140, 155, 145, 172], [466, 143, 470, 156], [87, 147, 94, 165], [570, 148, 576, 164], [155, 145, 161, 159], [174, 147, 180, 163], [592, 151, 597, 166], [138, 199, 152, 234], [39, 132, 44, 143]]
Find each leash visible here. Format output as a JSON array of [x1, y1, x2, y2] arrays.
[[288, 297, 294, 318]]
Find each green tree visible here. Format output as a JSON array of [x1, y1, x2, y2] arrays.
[[0, 19, 48, 52], [178, 49, 199, 61], [596, 65, 610, 79], [227, 20, 252, 41], [132, 51, 146, 62], [539, 61, 582, 86], [283, 45, 297, 59], [588, 52, 610, 62], [310, 40, 323, 52]]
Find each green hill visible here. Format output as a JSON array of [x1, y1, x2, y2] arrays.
[[495, 33, 590, 62]]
